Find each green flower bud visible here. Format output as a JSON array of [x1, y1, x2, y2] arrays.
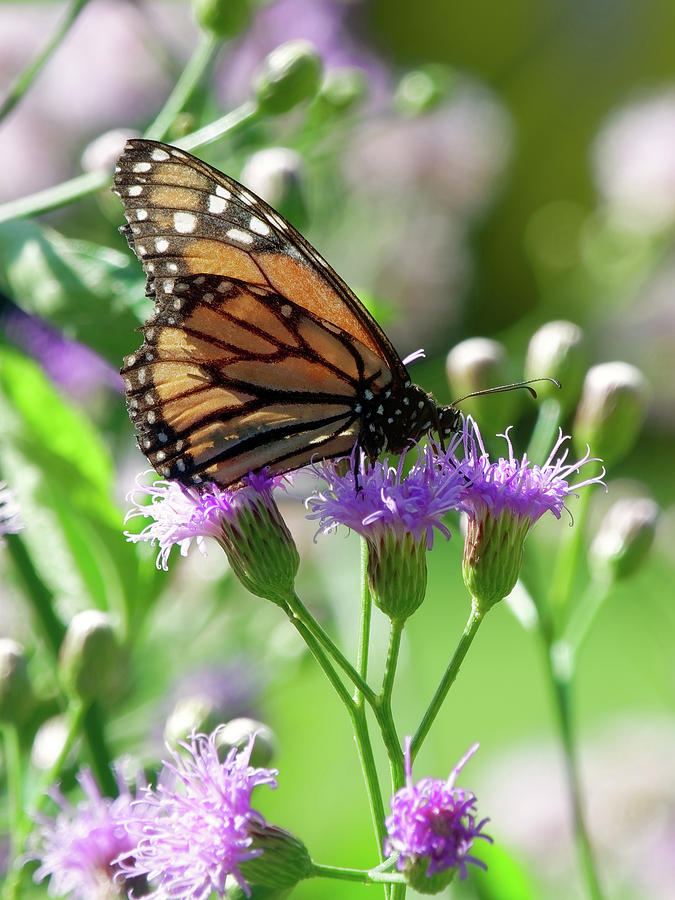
[[192, 0, 251, 38], [0, 639, 34, 725], [589, 496, 658, 583], [446, 337, 519, 434], [405, 856, 456, 894], [58, 611, 127, 704], [164, 695, 215, 745], [318, 67, 368, 112], [254, 40, 323, 115], [573, 362, 649, 467], [239, 822, 312, 891], [218, 492, 299, 606], [462, 511, 530, 615], [367, 530, 427, 623], [31, 715, 73, 771], [395, 65, 454, 116], [215, 717, 277, 768], [524, 320, 588, 412], [241, 148, 307, 229]]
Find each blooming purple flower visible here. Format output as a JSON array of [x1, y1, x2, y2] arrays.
[[384, 739, 491, 888], [451, 416, 605, 610], [307, 441, 466, 550], [31, 768, 148, 900], [124, 470, 278, 570], [454, 416, 605, 526], [118, 729, 278, 899]]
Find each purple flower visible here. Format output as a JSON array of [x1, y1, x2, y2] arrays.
[[307, 441, 465, 551], [384, 739, 491, 891], [308, 442, 465, 620], [31, 768, 148, 900], [3, 305, 123, 402], [124, 470, 279, 570], [124, 471, 299, 604], [0, 481, 22, 538], [451, 416, 605, 610], [454, 416, 605, 526], [118, 729, 278, 899]]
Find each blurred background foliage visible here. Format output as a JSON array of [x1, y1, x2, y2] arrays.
[[0, 1, 673, 899]]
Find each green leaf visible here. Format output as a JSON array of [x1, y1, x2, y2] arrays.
[[0, 219, 147, 364], [0, 346, 157, 628]]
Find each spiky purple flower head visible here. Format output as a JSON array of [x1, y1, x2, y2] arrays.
[[307, 442, 466, 621], [117, 729, 278, 899], [450, 416, 605, 611], [124, 471, 298, 604], [31, 768, 148, 900], [384, 739, 491, 894]]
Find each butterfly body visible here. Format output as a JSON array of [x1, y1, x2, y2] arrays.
[[114, 140, 459, 488]]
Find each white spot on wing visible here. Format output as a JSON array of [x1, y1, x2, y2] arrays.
[[250, 216, 271, 236], [136, 209, 147, 221], [133, 162, 151, 173], [208, 194, 227, 214], [173, 211, 197, 233], [151, 148, 170, 161], [226, 228, 254, 245], [155, 238, 169, 253], [215, 185, 231, 199]]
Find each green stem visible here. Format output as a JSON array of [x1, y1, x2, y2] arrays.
[[1, 726, 22, 865], [548, 486, 594, 626], [2, 701, 86, 900], [82, 702, 116, 797], [144, 32, 221, 141], [284, 600, 387, 869], [563, 579, 612, 654], [0, 0, 91, 125], [288, 593, 376, 705], [310, 862, 405, 885], [545, 648, 605, 900], [5, 534, 65, 655], [411, 605, 484, 760], [526, 396, 564, 464], [374, 620, 404, 792], [356, 538, 372, 690], [0, 101, 258, 224]]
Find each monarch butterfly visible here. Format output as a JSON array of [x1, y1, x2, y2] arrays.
[[114, 139, 460, 488]]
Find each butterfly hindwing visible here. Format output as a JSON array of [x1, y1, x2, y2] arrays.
[[121, 274, 394, 487], [113, 139, 408, 381]]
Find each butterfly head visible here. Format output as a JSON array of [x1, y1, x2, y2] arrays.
[[435, 403, 462, 441]]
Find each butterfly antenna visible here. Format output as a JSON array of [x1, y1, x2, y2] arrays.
[[452, 377, 561, 405]]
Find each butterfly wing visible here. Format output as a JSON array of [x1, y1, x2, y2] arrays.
[[113, 138, 408, 379], [121, 274, 394, 486]]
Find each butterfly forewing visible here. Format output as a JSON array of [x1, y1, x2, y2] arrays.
[[121, 274, 394, 486], [113, 139, 407, 380]]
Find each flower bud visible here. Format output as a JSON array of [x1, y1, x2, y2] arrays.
[[0, 639, 34, 725], [164, 695, 215, 745], [462, 511, 530, 614], [589, 496, 658, 582], [524, 320, 587, 412], [254, 40, 323, 115], [239, 822, 312, 891], [573, 362, 649, 467], [446, 337, 518, 434], [241, 147, 307, 228], [405, 858, 456, 894], [368, 531, 427, 623], [58, 611, 127, 704], [395, 66, 453, 115], [218, 493, 299, 607], [192, 0, 251, 37], [319, 67, 368, 112], [215, 717, 277, 768]]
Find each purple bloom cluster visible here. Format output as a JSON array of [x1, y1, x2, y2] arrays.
[[451, 417, 605, 525], [124, 471, 279, 570], [307, 441, 466, 550], [384, 740, 491, 882], [117, 730, 278, 899], [33, 731, 279, 900], [32, 768, 147, 900]]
